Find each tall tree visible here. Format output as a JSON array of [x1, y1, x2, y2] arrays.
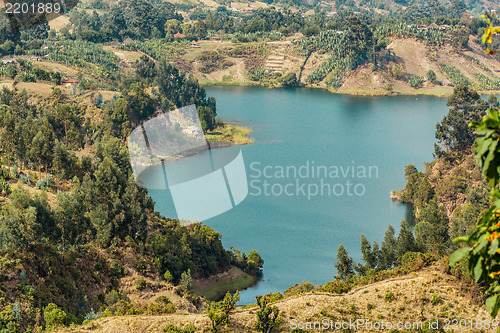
[[9, 186, 39, 248], [415, 200, 450, 254], [380, 224, 397, 270], [54, 193, 77, 253], [358, 234, 377, 273], [335, 244, 354, 280], [396, 219, 417, 264], [435, 84, 488, 157]]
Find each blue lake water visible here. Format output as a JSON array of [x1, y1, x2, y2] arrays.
[[148, 86, 449, 304]]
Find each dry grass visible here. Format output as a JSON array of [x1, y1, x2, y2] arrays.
[[15, 81, 72, 97], [58, 265, 493, 333], [48, 15, 70, 31], [34, 61, 80, 77]]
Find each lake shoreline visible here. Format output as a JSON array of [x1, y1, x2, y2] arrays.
[[192, 266, 259, 301], [202, 82, 500, 98], [154, 86, 450, 303]]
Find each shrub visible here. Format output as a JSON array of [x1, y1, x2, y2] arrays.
[[321, 280, 350, 294], [284, 281, 315, 297], [109, 260, 124, 278], [409, 74, 424, 88], [155, 296, 171, 305], [426, 69, 437, 83], [146, 302, 176, 314], [12, 165, 19, 178], [163, 270, 173, 283], [178, 270, 192, 292], [84, 308, 103, 321], [35, 175, 51, 189], [197, 51, 232, 73], [385, 291, 395, 302], [163, 324, 195, 333], [282, 73, 297, 86], [260, 292, 283, 303], [105, 290, 129, 306], [136, 278, 148, 291], [44, 303, 67, 330], [390, 64, 404, 79], [19, 173, 31, 185]]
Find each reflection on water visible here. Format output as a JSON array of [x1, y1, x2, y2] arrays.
[[405, 203, 416, 227]]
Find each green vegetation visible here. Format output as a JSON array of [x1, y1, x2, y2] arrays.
[[0, 51, 259, 330], [206, 291, 239, 332], [0, 59, 62, 84], [449, 23, 500, 313], [197, 51, 233, 74], [427, 69, 437, 83], [192, 267, 255, 301], [205, 124, 254, 145], [1, 1, 499, 331], [255, 295, 281, 333], [434, 83, 488, 156], [438, 62, 471, 86], [409, 74, 424, 88], [163, 324, 196, 333], [118, 39, 188, 61], [332, 83, 500, 322]]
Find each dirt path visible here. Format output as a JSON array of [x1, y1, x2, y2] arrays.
[[60, 266, 491, 333]]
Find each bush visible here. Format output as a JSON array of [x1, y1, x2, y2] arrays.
[[35, 175, 51, 189], [284, 281, 315, 297], [426, 69, 437, 83], [19, 173, 31, 185], [12, 165, 19, 178], [178, 269, 193, 292], [109, 260, 124, 278], [409, 74, 424, 88], [401, 252, 437, 271], [163, 324, 195, 333], [155, 295, 171, 305], [136, 278, 148, 291], [321, 280, 351, 294], [385, 291, 395, 302], [282, 73, 297, 86], [260, 292, 283, 303], [390, 64, 404, 79], [44, 303, 67, 330], [163, 270, 173, 282], [197, 51, 232, 73], [84, 309, 103, 321], [105, 290, 130, 306]]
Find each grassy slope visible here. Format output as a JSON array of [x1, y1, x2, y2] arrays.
[[192, 266, 257, 301], [205, 124, 254, 145], [58, 264, 492, 333]]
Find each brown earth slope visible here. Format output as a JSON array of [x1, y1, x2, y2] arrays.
[[59, 265, 492, 333]]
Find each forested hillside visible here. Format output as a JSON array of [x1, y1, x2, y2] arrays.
[[0, 44, 265, 331], [1, 0, 500, 331]]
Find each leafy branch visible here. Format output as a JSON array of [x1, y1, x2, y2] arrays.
[[481, 13, 500, 55], [449, 13, 500, 317]]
